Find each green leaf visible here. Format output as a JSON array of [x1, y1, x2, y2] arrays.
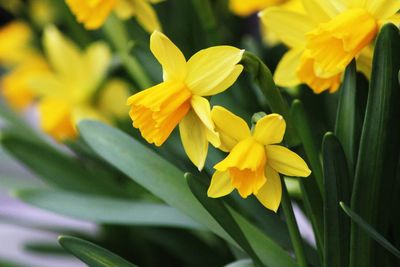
[[186, 173, 263, 266], [225, 259, 253, 267], [290, 99, 323, 193], [350, 24, 400, 267], [78, 120, 296, 267], [290, 99, 324, 259], [322, 133, 351, 267], [335, 60, 357, 176], [341, 202, 400, 259], [1, 136, 125, 196], [58, 236, 137, 267], [14, 189, 202, 230]]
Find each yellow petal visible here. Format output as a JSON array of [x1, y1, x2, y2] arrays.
[[255, 165, 282, 212], [65, 0, 117, 29], [190, 95, 220, 148], [266, 145, 311, 177], [0, 21, 34, 66], [133, 0, 162, 33], [38, 97, 76, 141], [253, 113, 286, 145], [114, 0, 136, 19], [301, 0, 331, 22], [81, 41, 111, 100], [98, 79, 130, 118], [274, 48, 302, 87], [43, 25, 82, 82], [259, 7, 315, 48], [366, 1, 400, 19], [229, 0, 283, 17], [207, 171, 234, 198], [185, 46, 244, 96], [301, 0, 345, 19], [179, 109, 208, 170], [150, 31, 187, 82], [211, 106, 250, 152]]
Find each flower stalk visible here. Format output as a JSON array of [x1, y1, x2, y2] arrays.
[[281, 176, 308, 267], [103, 14, 152, 89], [240, 51, 299, 147]]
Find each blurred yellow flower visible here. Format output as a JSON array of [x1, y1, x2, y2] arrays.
[[0, 21, 35, 66], [127, 31, 244, 170], [229, 0, 286, 17], [30, 26, 116, 141], [65, 0, 161, 33], [208, 107, 311, 212], [260, 0, 400, 93], [1, 55, 49, 110]]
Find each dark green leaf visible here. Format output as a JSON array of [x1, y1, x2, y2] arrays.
[[58, 236, 137, 267], [350, 24, 400, 267], [335, 60, 357, 176], [78, 120, 296, 267], [225, 259, 253, 267], [1, 136, 125, 196], [322, 133, 351, 267], [14, 189, 202, 230], [186, 173, 263, 266], [341, 202, 400, 259]]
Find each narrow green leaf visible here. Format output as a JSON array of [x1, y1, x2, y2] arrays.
[[335, 60, 357, 176], [225, 259, 253, 267], [78, 120, 296, 267], [290, 99, 324, 259], [186, 173, 262, 266], [1, 136, 125, 196], [350, 24, 400, 267], [290, 99, 323, 193], [322, 133, 351, 267], [58, 236, 137, 267], [341, 202, 400, 259], [14, 189, 201, 230]]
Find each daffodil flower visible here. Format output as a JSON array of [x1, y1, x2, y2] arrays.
[[207, 106, 311, 212], [65, 0, 162, 33], [259, 0, 400, 93], [0, 21, 35, 66], [229, 0, 295, 17], [127, 31, 244, 170], [30, 26, 127, 141]]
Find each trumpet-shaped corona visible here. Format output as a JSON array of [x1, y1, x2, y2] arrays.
[[208, 106, 311, 212], [127, 31, 244, 170], [259, 0, 400, 93]]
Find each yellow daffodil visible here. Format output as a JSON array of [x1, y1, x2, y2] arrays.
[[127, 31, 244, 170], [207, 106, 311, 212], [65, 0, 161, 33], [230, 0, 288, 17], [1, 55, 49, 110], [259, 0, 400, 93], [0, 21, 35, 66], [30, 26, 121, 141]]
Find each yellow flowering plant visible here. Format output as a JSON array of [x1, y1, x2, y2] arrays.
[[260, 0, 400, 93], [0, 1, 399, 267]]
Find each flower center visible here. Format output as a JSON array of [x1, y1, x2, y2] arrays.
[[128, 81, 192, 146], [214, 137, 267, 198], [304, 8, 378, 77]]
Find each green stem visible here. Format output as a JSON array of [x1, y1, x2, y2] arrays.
[[103, 15, 152, 89], [281, 177, 308, 267], [241, 52, 299, 147], [190, 0, 219, 45]]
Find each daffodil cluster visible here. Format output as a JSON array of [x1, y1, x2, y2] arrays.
[[259, 0, 400, 93], [0, 22, 130, 141], [127, 31, 311, 211]]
